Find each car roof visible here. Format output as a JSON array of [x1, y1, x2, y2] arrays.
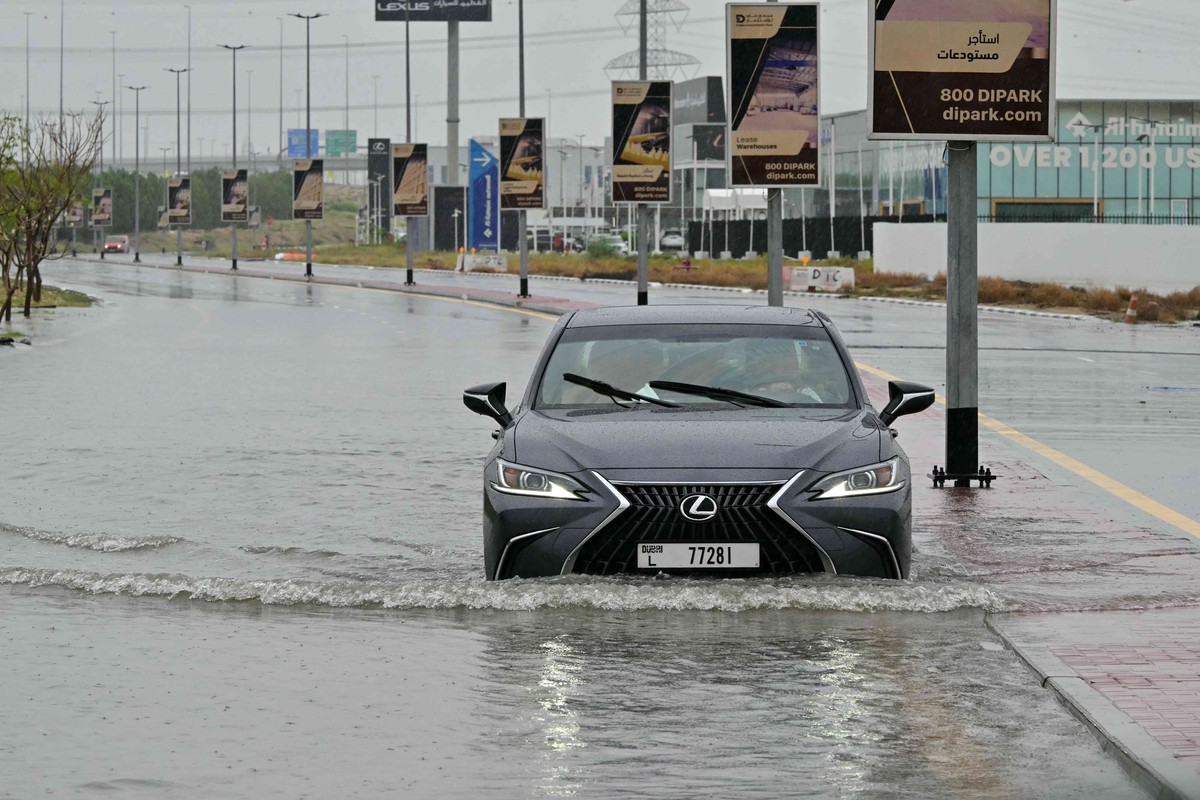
[[563, 305, 826, 329]]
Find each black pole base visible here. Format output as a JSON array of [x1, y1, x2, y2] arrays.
[[305, 264, 313, 278], [405, 269, 415, 286], [946, 406, 980, 487], [99, 252, 105, 260], [231, 258, 238, 271], [637, 290, 649, 306], [134, 253, 141, 263], [930, 465, 997, 489], [177, 255, 183, 267], [518, 277, 529, 298]]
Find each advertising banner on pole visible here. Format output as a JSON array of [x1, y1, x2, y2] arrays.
[[367, 138, 392, 233], [168, 177, 192, 226], [727, 2, 820, 187], [91, 188, 112, 228], [468, 139, 500, 253], [326, 130, 358, 158], [391, 143, 429, 218], [612, 81, 673, 204], [869, 0, 1055, 141], [374, 1, 493, 23], [287, 128, 320, 158], [292, 159, 324, 220], [499, 118, 545, 210], [221, 169, 249, 223], [65, 204, 85, 228]]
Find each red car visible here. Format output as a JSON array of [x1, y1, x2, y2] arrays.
[[103, 235, 129, 254]]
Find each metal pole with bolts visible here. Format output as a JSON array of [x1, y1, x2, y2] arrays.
[[220, 45, 245, 271], [635, 0, 650, 305], [945, 143, 979, 485], [516, 0, 529, 298], [128, 85, 147, 263], [290, 13, 325, 279], [765, 0, 784, 306], [185, 5, 192, 174], [167, 67, 188, 266]]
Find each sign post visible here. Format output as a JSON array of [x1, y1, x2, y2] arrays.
[[469, 139, 500, 253], [869, 0, 1056, 485], [499, 117, 545, 298], [727, 2, 821, 307]]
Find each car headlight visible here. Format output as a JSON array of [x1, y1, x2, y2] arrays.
[[808, 458, 904, 499], [492, 459, 589, 500]]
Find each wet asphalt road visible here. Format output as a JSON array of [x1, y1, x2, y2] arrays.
[[1, 256, 1196, 798]]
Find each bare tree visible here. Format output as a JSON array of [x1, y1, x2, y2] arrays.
[[0, 112, 102, 322]]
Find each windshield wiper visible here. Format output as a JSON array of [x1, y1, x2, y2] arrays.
[[563, 373, 681, 408], [648, 380, 791, 408]]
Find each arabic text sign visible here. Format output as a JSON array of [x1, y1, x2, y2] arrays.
[[375, 0, 492, 22], [468, 139, 500, 253], [287, 129, 320, 158], [293, 159, 325, 221], [221, 169, 249, 223], [869, 0, 1055, 141], [91, 188, 112, 228], [499, 118, 545, 210], [612, 81, 673, 204], [727, 3, 820, 187], [392, 144, 429, 218], [326, 129, 358, 158]]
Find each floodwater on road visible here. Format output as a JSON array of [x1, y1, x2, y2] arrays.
[[4, 261, 1193, 798]]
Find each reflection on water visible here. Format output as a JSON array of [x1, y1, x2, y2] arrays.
[[0, 263, 1161, 798]]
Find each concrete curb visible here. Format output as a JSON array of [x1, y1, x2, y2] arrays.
[[986, 614, 1200, 800]]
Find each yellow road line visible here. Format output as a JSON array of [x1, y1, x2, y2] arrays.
[[856, 362, 1200, 540]]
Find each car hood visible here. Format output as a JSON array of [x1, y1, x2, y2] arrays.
[[512, 408, 882, 473]]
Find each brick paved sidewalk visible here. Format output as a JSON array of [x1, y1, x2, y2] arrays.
[[990, 608, 1200, 800]]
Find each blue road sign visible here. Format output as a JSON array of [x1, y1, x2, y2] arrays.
[[468, 139, 500, 253], [287, 129, 320, 158]]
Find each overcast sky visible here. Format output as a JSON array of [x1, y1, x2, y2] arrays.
[[1, 0, 1197, 164]]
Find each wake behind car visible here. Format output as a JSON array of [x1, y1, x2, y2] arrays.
[[463, 306, 934, 581]]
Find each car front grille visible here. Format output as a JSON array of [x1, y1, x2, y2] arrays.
[[570, 482, 826, 576]]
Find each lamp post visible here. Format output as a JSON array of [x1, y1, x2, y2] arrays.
[[90, 99, 109, 255], [515, 0, 529, 296], [185, 5, 192, 174], [290, 12, 326, 280], [127, 85, 147, 262], [219, 44, 246, 271], [403, 2, 414, 286], [373, 74, 379, 137], [278, 17, 284, 166], [24, 12, 31, 163], [166, 67, 188, 265]]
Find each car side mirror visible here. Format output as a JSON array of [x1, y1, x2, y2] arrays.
[[463, 382, 513, 428], [879, 381, 935, 426]]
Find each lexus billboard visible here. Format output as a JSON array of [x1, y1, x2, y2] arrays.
[[374, 1, 492, 22]]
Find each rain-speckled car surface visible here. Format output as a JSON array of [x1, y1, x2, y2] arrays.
[[464, 305, 934, 581]]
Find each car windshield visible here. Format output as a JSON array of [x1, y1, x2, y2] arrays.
[[105, 236, 124, 243], [535, 324, 856, 410]]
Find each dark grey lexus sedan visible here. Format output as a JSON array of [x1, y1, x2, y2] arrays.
[[464, 305, 934, 581]]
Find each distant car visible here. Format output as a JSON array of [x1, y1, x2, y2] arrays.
[[589, 233, 629, 256], [463, 305, 936, 581], [660, 229, 686, 251], [103, 235, 129, 254]]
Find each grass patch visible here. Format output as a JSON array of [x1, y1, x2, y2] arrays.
[[6, 284, 94, 310]]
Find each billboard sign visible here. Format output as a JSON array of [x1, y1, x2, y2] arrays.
[[326, 129, 358, 158], [728, 3, 820, 187], [375, 1, 492, 22], [221, 169, 249, 223], [674, 76, 727, 126], [367, 137, 392, 233], [468, 139, 500, 253], [91, 188, 112, 228], [612, 81, 673, 204], [287, 128, 319, 158], [168, 177, 192, 226], [694, 123, 726, 162], [391, 143, 429, 218], [292, 159, 325, 220], [869, 0, 1056, 141], [499, 118, 545, 210], [65, 204, 85, 228]]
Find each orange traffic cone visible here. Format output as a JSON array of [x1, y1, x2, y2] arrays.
[[1124, 291, 1139, 324]]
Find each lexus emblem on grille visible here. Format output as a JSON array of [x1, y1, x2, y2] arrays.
[[680, 494, 718, 522]]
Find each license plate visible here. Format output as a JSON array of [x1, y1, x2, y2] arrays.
[[637, 543, 760, 569]]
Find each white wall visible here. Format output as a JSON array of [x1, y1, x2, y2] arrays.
[[873, 222, 1200, 295]]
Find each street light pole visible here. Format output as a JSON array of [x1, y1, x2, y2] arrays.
[[24, 12, 31, 163], [404, 4, 415, 285], [167, 67, 188, 266], [128, 85, 147, 262], [278, 17, 284, 166], [290, 12, 326, 279], [220, 44, 246, 271], [517, 0, 529, 297], [186, 5, 192, 174], [91, 100, 109, 255]]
